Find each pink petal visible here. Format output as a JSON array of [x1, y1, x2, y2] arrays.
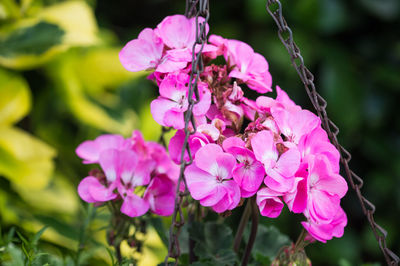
[[193, 84, 211, 116], [194, 144, 223, 174], [309, 190, 340, 223], [284, 177, 308, 213], [155, 57, 188, 73], [120, 193, 150, 217], [199, 186, 226, 207], [222, 136, 245, 152], [211, 180, 241, 213], [233, 160, 265, 193], [265, 168, 295, 193], [119, 28, 163, 72], [89, 181, 118, 202], [131, 159, 155, 187], [150, 98, 184, 128], [197, 124, 220, 141], [215, 153, 236, 179], [166, 48, 192, 62], [168, 130, 188, 164], [185, 164, 218, 200], [78, 176, 102, 203], [119, 149, 138, 185], [148, 193, 175, 216], [251, 130, 277, 164], [156, 15, 197, 49], [164, 110, 185, 129], [159, 73, 188, 100], [275, 86, 301, 111], [275, 148, 300, 177], [76, 134, 127, 164], [99, 149, 119, 182], [256, 187, 284, 218]]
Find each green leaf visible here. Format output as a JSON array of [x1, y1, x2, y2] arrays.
[[15, 231, 29, 247], [244, 224, 291, 263], [0, 127, 56, 190], [6, 227, 15, 243], [0, 21, 64, 58], [149, 217, 169, 248], [4, 243, 24, 266], [30, 226, 48, 247], [0, 68, 31, 126], [189, 222, 238, 265]]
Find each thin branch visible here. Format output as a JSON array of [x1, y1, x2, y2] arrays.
[[241, 198, 258, 266], [233, 199, 251, 253]]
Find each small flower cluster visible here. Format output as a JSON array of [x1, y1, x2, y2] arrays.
[[76, 131, 178, 217], [76, 14, 348, 243]]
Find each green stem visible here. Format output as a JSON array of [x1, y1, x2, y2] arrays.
[[233, 199, 252, 253], [241, 198, 259, 266], [294, 229, 307, 252]]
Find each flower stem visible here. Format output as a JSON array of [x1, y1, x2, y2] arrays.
[[240, 197, 258, 266], [233, 199, 252, 253], [294, 228, 307, 252]]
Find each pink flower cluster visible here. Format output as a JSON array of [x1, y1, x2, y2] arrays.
[[76, 131, 178, 217], [77, 14, 349, 243]]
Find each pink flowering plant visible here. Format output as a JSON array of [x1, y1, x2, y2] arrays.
[[76, 13, 348, 265]]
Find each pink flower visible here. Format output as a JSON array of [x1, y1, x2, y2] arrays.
[[76, 134, 130, 164], [169, 129, 213, 165], [144, 174, 176, 216], [256, 187, 284, 218], [156, 15, 216, 63], [223, 137, 265, 197], [77, 176, 117, 203], [184, 144, 241, 213], [209, 35, 272, 93], [150, 73, 211, 129], [298, 127, 340, 174], [271, 108, 320, 144], [304, 155, 347, 224], [255, 86, 300, 114], [251, 130, 301, 193], [301, 207, 347, 243], [119, 28, 187, 73]]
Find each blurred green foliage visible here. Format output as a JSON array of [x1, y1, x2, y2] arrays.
[[0, 0, 399, 265]]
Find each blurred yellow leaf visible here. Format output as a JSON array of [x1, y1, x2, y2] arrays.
[[46, 50, 138, 136], [77, 47, 145, 97], [0, 68, 31, 126], [139, 101, 176, 142], [14, 172, 79, 215], [0, 1, 99, 70], [120, 226, 167, 266], [0, 127, 56, 190], [37, 1, 99, 46]]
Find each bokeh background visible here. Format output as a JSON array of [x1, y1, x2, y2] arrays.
[[0, 0, 399, 265]]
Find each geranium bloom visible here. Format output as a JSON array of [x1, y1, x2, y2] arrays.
[[302, 207, 347, 243], [185, 144, 240, 213], [251, 130, 301, 193], [304, 155, 347, 224], [223, 137, 265, 197], [169, 126, 218, 165], [144, 174, 176, 216], [119, 28, 187, 73], [120, 15, 216, 74], [150, 72, 211, 129], [77, 132, 178, 217], [271, 108, 320, 145], [256, 187, 284, 218], [76, 134, 130, 164], [209, 35, 272, 93]]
